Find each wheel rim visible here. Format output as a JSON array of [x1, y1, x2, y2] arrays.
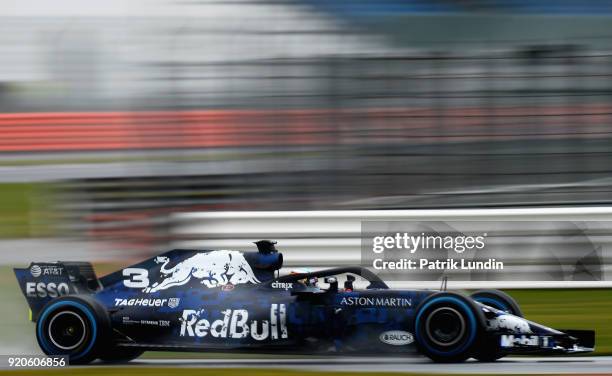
[[47, 311, 87, 351], [425, 307, 466, 347]]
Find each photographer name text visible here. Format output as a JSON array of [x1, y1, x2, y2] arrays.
[[373, 258, 503, 270]]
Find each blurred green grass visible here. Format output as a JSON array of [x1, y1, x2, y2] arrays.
[[0, 184, 55, 238], [0, 184, 35, 238], [505, 288, 612, 354]]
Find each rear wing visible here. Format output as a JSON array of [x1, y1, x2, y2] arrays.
[[14, 262, 101, 321]]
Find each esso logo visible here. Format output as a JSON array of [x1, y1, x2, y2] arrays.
[[25, 282, 70, 298], [379, 330, 414, 346]]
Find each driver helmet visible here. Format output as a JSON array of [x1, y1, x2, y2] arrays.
[[289, 268, 318, 287]]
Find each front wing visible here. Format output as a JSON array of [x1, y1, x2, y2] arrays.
[[497, 329, 595, 355]]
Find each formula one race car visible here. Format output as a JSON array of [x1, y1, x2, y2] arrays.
[[15, 240, 595, 364]]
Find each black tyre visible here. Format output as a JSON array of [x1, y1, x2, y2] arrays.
[[470, 289, 522, 362], [470, 289, 522, 317], [472, 335, 505, 362], [414, 292, 485, 363], [36, 295, 110, 365], [98, 347, 144, 363]]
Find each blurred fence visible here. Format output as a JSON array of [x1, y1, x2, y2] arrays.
[[169, 208, 612, 288], [5, 49, 612, 150], [6, 41, 612, 245], [16, 49, 612, 249]]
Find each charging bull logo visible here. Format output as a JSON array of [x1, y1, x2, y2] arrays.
[[143, 250, 260, 293]]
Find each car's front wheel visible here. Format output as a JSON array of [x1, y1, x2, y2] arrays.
[[414, 292, 485, 363]]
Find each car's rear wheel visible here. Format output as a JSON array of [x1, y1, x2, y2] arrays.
[[36, 295, 109, 365], [414, 292, 484, 363]]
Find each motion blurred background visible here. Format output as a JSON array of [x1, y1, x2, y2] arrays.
[[1, 0, 611, 355]]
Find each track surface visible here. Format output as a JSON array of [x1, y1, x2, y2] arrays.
[[96, 356, 612, 374]]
